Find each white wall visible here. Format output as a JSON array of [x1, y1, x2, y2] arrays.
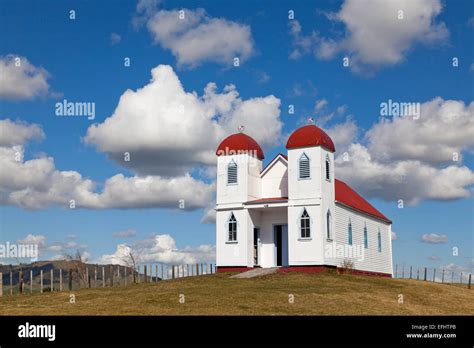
[[331, 204, 393, 275], [261, 158, 288, 198], [216, 209, 250, 267], [216, 154, 262, 205]]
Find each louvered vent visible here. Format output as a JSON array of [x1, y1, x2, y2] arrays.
[[227, 161, 238, 184], [299, 154, 310, 179]]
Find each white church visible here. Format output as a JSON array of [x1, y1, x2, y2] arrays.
[[215, 124, 393, 277]]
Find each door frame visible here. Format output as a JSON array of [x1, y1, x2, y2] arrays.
[[273, 224, 289, 267], [253, 227, 260, 266]]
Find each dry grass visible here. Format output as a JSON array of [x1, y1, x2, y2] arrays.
[[0, 272, 473, 315]]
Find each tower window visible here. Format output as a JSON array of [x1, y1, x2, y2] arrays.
[[299, 153, 310, 179], [227, 160, 237, 184], [300, 209, 311, 239], [228, 213, 237, 242], [326, 210, 332, 240], [325, 154, 331, 181]]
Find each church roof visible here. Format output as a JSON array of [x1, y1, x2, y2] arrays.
[[335, 179, 391, 224], [216, 133, 264, 160], [286, 125, 336, 152]]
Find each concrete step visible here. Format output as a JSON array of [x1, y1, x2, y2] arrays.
[[230, 267, 278, 279]]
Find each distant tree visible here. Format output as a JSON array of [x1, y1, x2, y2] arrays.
[[121, 249, 138, 283], [63, 250, 89, 288]]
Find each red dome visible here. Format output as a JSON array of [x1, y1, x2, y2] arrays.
[[216, 133, 264, 160], [286, 125, 335, 152]]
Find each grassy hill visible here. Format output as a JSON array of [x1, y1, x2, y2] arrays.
[[0, 271, 472, 315]]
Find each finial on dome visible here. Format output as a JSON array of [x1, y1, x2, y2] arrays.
[[307, 117, 315, 125], [238, 125, 245, 133]]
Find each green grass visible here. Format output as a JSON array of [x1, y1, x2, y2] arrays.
[[0, 272, 473, 315]]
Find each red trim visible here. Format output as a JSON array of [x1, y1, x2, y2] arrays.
[[216, 266, 253, 273], [277, 265, 392, 278], [246, 197, 288, 204], [278, 266, 327, 273]]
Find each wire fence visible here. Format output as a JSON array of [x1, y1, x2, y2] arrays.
[[393, 264, 472, 289], [0, 262, 217, 296]]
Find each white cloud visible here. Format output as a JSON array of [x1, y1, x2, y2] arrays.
[[112, 229, 137, 238], [326, 119, 358, 153], [421, 233, 448, 244], [366, 98, 474, 165], [0, 120, 214, 210], [85, 64, 282, 176], [0, 55, 52, 100], [334, 98, 474, 204], [17, 234, 46, 248], [314, 99, 328, 112], [290, 0, 449, 73], [136, 2, 254, 67], [99, 234, 215, 265], [391, 231, 397, 241], [0, 119, 44, 147]]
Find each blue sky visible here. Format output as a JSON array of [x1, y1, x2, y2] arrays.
[[0, 0, 473, 272]]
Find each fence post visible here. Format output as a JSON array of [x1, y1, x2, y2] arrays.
[[451, 271, 454, 284], [423, 267, 427, 281], [40, 270, 43, 293], [409, 266, 412, 279], [172, 265, 175, 279], [19, 270, 23, 294], [441, 269, 445, 283], [468, 274, 471, 289], [460, 272, 463, 284], [124, 266, 127, 286], [50, 269, 53, 292], [196, 264, 199, 276], [94, 267, 97, 288], [433, 269, 436, 282], [0, 272, 2, 297], [401, 264, 404, 278], [110, 266, 113, 287], [68, 269, 73, 291], [117, 266, 121, 286], [102, 267, 105, 288], [144, 265, 147, 284], [59, 269, 62, 292], [416, 268, 419, 280]]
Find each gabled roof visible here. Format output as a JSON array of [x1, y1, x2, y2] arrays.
[[260, 153, 288, 176], [335, 179, 391, 224]]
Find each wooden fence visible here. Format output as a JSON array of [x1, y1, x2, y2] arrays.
[[393, 264, 472, 289], [0, 263, 216, 297]]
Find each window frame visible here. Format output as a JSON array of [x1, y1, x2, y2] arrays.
[[227, 159, 238, 185], [298, 153, 311, 180], [348, 219, 353, 246], [363, 224, 368, 249], [226, 213, 238, 243], [326, 210, 332, 241], [299, 209, 311, 240], [377, 229, 382, 252], [325, 154, 331, 182]]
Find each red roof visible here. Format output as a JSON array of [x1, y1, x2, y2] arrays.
[[286, 125, 335, 152], [335, 179, 391, 224], [216, 133, 264, 160]]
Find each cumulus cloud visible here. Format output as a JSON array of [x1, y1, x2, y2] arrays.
[[366, 98, 474, 165], [421, 233, 448, 244], [391, 231, 397, 241], [0, 119, 44, 147], [0, 55, 52, 100], [17, 234, 46, 248], [99, 234, 215, 265], [85, 64, 282, 176], [135, 1, 254, 67], [290, 0, 449, 73], [333, 98, 474, 204], [0, 119, 214, 210]]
